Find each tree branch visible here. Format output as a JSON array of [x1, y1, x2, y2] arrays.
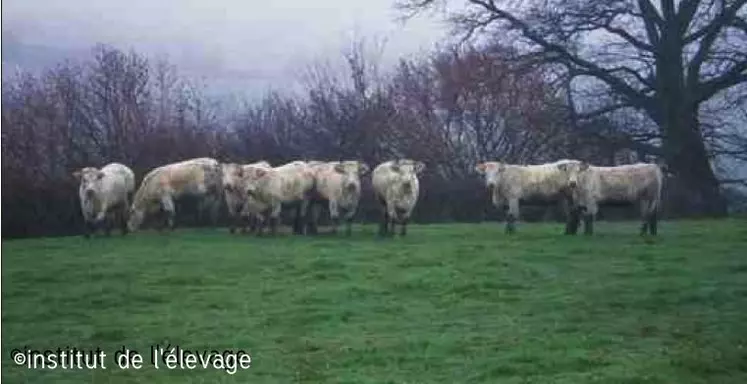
[[575, 102, 632, 120], [602, 24, 655, 52], [687, 0, 746, 96], [465, 0, 655, 113], [696, 58, 747, 102], [609, 66, 656, 90], [677, 0, 703, 34], [637, 0, 663, 46], [684, 0, 747, 44]]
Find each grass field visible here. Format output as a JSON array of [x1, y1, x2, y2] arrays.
[[2, 219, 747, 383]]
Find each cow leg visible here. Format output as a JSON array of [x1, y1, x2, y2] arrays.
[[161, 195, 176, 231], [89, 220, 97, 238], [641, 199, 659, 236], [236, 214, 245, 234], [160, 208, 172, 232], [118, 196, 130, 236], [83, 220, 94, 238], [229, 213, 237, 234], [345, 217, 353, 237], [270, 216, 279, 236], [298, 200, 309, 235], [582, 203, 597, 235], [648, 212, 658, 236], [291, 203, 301, 234], [256, 215, 266, 237], [639, 200, 649, 236], [210, 195, 221, 226], [290, 201, 307, 235], [386, 203, 397, 237], [389, 217, 397, 237], [505, 199, 519, 234], [640, 221, 649, 236], [344, 206, 356, 237], [155, 210, 165, 232], [239, 214, 248, 234], [565, 210, 581, 235], [249, 215, 258, 234], [329, 200, 340, 235], [120, 204, 129, 235], [91, 207, 107, 236], [306, 203, 320, 235], [104, 212, 113, 237], [269, 204, 281, 236], [564, 198, 581, 235], [583, 214, 594, 235], [378, 198, 389, 237], [379, 210, 388, 237], [233, 208, 246, 234], [400, 218, 408, 237]]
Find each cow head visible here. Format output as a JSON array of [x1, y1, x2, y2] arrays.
[[475, 161, 505, 194], [126, 205, 145, 232], [333, 161, 369, 194], [242, 165, 272, 198], [391, 159, 425, 175], [74, 167, 105, 200], [387, 160, 422, 213], [556, 160, 589, 189], [221, 163, 244, 193]]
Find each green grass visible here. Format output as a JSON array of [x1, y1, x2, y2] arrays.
[[3, 219, 747, 383]]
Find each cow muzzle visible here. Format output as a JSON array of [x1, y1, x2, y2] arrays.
[[394, 207, 408, 221], [401, 182, 412, 194]]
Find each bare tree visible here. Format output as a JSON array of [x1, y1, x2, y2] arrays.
[[297, 38, 394, 163], [398, 0, 747, 215], [390, 44, 573, 178]]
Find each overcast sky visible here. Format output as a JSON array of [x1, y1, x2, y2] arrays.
[[2, 0, 447, 96]]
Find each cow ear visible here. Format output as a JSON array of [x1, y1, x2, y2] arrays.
[[358, 163, 370, 175], [97, 171, 105, 180], [391, 163, 401, 173], [73, 170, 82, 180], [334, 163, 346, 174], [580, 162, 589, 171], [415, 161, 425, 174], [255, 168, 268, 178], [236, 167, 244, 178], [475, 163, 487, 174], [557, 163, 568, 172]]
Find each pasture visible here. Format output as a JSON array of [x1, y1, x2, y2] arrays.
[[2, 220, 747, 383]]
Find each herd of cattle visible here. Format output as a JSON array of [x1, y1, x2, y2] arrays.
[[73, 157, 664, 239]]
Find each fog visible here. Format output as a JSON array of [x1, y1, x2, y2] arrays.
[[2, 0, 445, 96]]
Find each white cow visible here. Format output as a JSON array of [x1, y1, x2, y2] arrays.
[[73, 162, 135, 238], [475, 159, 582, 234], [307, 161, 370, 235], [222, 161, 271, 234], [372, 159, 425, 237], [127, 157, 222, 231], [563, 162, 664, 235], [241, 161, 316, 235]]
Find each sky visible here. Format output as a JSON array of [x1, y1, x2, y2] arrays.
[[2, 0, 447, 97]]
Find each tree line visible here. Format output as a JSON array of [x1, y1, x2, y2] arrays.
[[4, 0, 746, 238]]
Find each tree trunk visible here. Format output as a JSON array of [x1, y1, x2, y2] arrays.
[[654, 26, 727, 218], [662, 107, 727, 217]]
